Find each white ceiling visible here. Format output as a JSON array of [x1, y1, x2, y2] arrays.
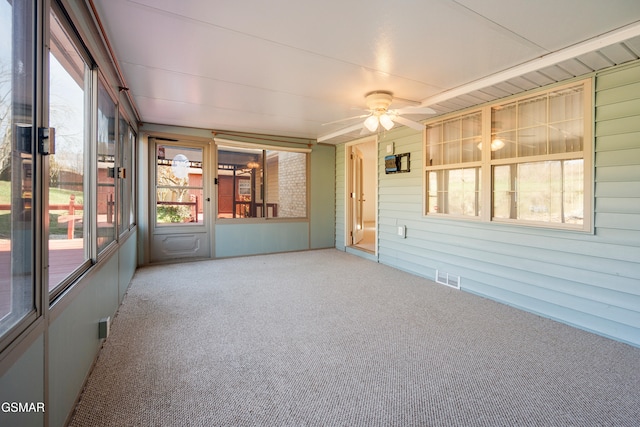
[[92, 0, 640, 143]]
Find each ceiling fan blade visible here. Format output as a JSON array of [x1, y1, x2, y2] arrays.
[[393, 115, 425, 131], [317, 122, 366, 142], [321, 113, 371, 126], [392, 106, 436, 115]]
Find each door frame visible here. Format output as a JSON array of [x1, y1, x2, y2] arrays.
[[345, 136, 378, 255], [148, 137, 212, 263]]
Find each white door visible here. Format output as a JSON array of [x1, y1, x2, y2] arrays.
[[150, 139, 211, 262], [351, 146, 365, 245]]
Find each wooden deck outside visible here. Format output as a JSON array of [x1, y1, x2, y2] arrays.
[[0, 238, 84, 319]]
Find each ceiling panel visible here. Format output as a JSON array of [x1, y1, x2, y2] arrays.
[[454, 0, 640, 50], [92, 0, 640, 143]]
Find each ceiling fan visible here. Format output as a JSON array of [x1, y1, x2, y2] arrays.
[[318, 91, 436, 142]]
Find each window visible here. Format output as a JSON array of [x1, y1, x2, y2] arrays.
[[425, 80, 592, 230], [426, 111, 482, 216], [97, 79, 116, 252], [217, 143, 308, 219], [48, 7, 92, 296], [128, 127, 136, 228], [118, 116, 135, 236], [0, 0, 36, 338], [491, 83, 588, 227]]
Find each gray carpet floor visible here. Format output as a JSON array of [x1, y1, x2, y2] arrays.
[[69, 249, 640, 426]]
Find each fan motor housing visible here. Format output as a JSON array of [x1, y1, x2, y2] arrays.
[[365, 91, 393, 112]]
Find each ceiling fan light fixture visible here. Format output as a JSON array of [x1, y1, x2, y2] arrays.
[[364, 115, 379, 132], [477, 138, 506, 151], [491, 138, 505, 151], [379, 113, 395, 130]]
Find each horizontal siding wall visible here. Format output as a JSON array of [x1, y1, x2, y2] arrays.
[[377, 128, 433, 278], [338, 61, 640, 347]]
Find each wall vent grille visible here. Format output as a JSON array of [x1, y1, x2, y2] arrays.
[[435, 270, 460, 289]]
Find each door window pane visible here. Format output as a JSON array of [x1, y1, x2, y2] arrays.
[[156, 145, 203, 224], [48, 9, 90, 293], [97, 80, 116, 252], [0, 0, 35, 336]]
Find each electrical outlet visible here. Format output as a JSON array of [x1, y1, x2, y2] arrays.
[[99, 317, 110, 339]]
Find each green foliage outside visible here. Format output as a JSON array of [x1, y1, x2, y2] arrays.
[[156, 204, 192, 223]]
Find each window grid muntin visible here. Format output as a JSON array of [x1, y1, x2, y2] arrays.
[[426, 111, 483, 217], [492, 84, 584, 161], [425, 79, 590, 230]]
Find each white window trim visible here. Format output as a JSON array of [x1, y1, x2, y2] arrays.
[[424, 78, 594, 232]]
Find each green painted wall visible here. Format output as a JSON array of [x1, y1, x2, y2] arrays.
[[0, 336, 45, 427], [215, 222, 310, 257], [214, 141, 335, 258], [310, 144, 336, 249]]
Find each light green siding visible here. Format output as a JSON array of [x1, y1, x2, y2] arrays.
[[335, 61, 640, 347]]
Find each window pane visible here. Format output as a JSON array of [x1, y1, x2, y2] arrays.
[[427, 168, 480, 216], [549, 86, 583, 122], [217, 147, 263, 219], [517, 161, 562, 222], [550, 119, 583, 154], [118, 116, 129, 235], [443, 118, 460, 164], [427, 112, 482, 166], [217, 146, 307, 219], [156, 145, 203, 224], [48, 10, 90, 292], [426, 124, 442, 166], [427, 171, 439, 213], [492, 103, 516, 132], [128, 128, 136, 226], [442, 140, 460, 164], [492, 160, 583, 225], [97, 81, 116, 252], [461, 112, 482, 163], [492, 84, 584, 160], [0, 0, 35, 336], [265, 150, 306, 218], [443, 118, 460, 141], [518, 126, 547, 157], [492, 103, 516, 160], [563, 159, 584, 224], [518, 94, 546, 128], [492, 165, 514, 219]]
